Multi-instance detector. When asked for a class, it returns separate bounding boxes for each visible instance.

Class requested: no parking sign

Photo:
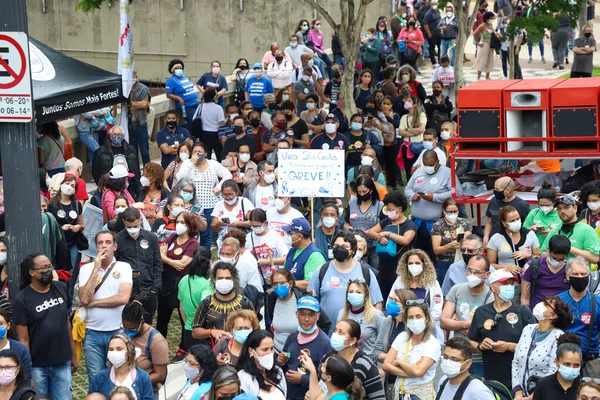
[0,32,33,122]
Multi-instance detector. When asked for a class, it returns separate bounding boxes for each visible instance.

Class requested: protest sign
[81,203,104,258]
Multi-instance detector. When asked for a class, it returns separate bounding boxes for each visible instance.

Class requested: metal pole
[0,0,43,297]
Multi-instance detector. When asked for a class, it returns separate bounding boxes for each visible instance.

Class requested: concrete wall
[27,0,398,83]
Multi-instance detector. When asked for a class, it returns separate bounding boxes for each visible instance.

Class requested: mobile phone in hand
[222,217,231,224]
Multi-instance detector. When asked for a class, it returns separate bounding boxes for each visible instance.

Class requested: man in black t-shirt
[221,116,257,159]
[468,269,536,388]
[13,253,75,400]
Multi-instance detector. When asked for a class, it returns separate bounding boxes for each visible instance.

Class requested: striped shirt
[352,350,386,400]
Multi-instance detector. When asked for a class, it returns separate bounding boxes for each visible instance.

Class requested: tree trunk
[453,0,480,98]
[579,1,588,35]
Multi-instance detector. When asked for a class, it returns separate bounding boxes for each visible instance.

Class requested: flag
[118,0,134,141]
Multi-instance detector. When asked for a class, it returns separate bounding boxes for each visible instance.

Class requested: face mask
[274,285,290,299]
[298,323,317,334]
[333,247,350,262]
[282,94,290,101]
[232,125,243,135]
[115,207,126,215]
[433,89,443,96]
[441,358,465,378]
[61,184,75,196]
[239,65,248,71]
[361,156,374,166]
[239,153,251,163]
[408,263,423,276]
[441,130,451,140]
[184,364,199,380]
[463,253,474,266]
[402,89,411,96]
[306,102,316,111]
[212,66,221,74]
[351,122,363,131]
[291,42,298,48]
[181,192,193,203]
[45,177,52,187]
[250,118,261,128]
[215,279,234,294]
[569,276,589,293]
[224,196,238,206]
[347,293,365,307]
[432,5,438,9]
[540,205,553,215]
[325,123,337,134]
[423,141,434,151]
[0,370,17,386]
[126,227,140,237]
[322,217,336,229]
[402,13,407,17]
[330,332,348,351]
[548,256,566,269]
[107,351,127,368]
[268,103,277,111]
[255,351,274,370]
[275,198,286,211]
[333,70,341,78]
[302,75,311,82]
[307,59,315,67]
[558,364,580,381]
[195,153,206,164]
[175,223,188,236]
[402,74,410,82]
[174,69,183,77]
[284,114,293,122]
[111,135,124,146]
[252,224,266,235]
[585,32,592,38]
[507,220,521,233]
[39,270,53,286]
[353,251,364,262]
[0,326,6,340]
[0,253,6,266]
[179,152,189,161]
[124,327,140,338]
[532,302,548,321]
[364,106,376,114]
[493,189,505,201]
[498,285,515,302]
[386,301,401,317]
[423,166,436,175]
[588,202,600,211]
[358,193,371,203]
[407,319,426,334]
[446,11,454,17]
[263,173,276,184]
[302,25,309,31]
[275,55,284,62]
[388,210,399,221]
[233,329,253,344]
[275,120,287,130]
[140,176,151,187]
[404,101,413,110]
[466,274,482,288]
[445,212,458,223]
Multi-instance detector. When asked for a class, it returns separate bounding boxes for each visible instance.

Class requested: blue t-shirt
[308,261,383,333]
[197,73,228,108]
[559,290,600,354]
[245,76,274,108]
[156,126,191,169]
[166,75,199,107]
[309,132,349,151]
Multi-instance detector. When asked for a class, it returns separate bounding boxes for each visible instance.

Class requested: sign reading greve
[277,149,345,198]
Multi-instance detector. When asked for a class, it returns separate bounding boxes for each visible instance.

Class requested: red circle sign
[0,34,27,90]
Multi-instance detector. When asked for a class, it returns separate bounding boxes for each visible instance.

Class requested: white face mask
[0,253,7,266]
[282,94,290,101]
[441,358,466,378]
[466,274,482,288]
[229,113,239,121]
[275,198,287,211]
[446,11,454,18]
[325,123,337,134]
[354,251,364,262]
[176,223,188,235]
[322,217,337,228]
[184,364,199,380]
[239,153,251,163]
[588,201,600,211]
[361,156,374,166]
[45,177,52,187]
[441,131,452,141]
[507,220,521,233]
[254,351,275,370]
[540,205,554,215]
[306,102,316,111]
[179,152,190,161]
[408,263,423,277]
[215,279,234,294]
[61,184,75,196]
[171,207,184,217]
[140,176,151,187]
[407,319,426,334]
[115,206,127,215]
[107,351,127,368]
[263,173,276,184]
[445,212,459,223]
[252,225,266,235]
[219,254,237,266]
[423,166,436,175]
[302,75,311,82]
[126,227,141,237]
[532,302,548,321]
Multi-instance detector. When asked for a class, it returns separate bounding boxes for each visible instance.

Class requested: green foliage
[75,0,132,13]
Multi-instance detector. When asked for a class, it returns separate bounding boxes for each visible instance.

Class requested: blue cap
[252,62,262,70]
[282,217,311,233]
[297,295,320,312]
[325,113,339,122]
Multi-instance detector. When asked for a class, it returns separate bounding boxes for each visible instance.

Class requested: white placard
[0,32,33,123]
[277,149,345,198]
[81,203,104,258]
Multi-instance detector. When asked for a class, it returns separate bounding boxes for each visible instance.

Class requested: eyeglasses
[466,267,486,276]
[582,377,600,384]
[406,299,426,306]
[461,247,481,255]
[348,278,366,284]
[185,359,200,368]
[33,265,54,273]
[272,281,289,288]
[0,365,18,372]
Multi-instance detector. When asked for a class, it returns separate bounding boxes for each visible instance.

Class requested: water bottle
[181,107,187,119]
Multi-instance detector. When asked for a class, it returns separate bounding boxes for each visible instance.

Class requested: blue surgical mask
[499,285,515,302]
[351,122,362,131]
[330,332,348,351]
[233,329,253,344]
[347,293,365,308]
[386,301,401,317]
[274,285,290,299]
[174,69,184,77]
[124,329,140,338]
[423,141,434,150]
[558,364,580,381]
[0,326,7,340]
[298,323,317,335]
[181,192,193,203]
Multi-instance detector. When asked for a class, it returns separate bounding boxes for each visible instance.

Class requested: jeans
[501,49,509,77]
[314,57,325,79]
[129,123,150,165]
[32,362,72,400]
[334,56,346,68]
[422,29,430,58]
[83,328,120,386]
[78,130,99,167]
[68,244,78,271]
[482,158,519,172]
[469,362,485,377]
[528,38,545,57]
[440,38,457,66]
[199,208,213,247]
[317,52,333,80]
[180,104,198,130]
[435,260,453,286]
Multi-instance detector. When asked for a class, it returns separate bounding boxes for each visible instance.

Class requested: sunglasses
[348,278,366,284]
[582,377,600,384]
[490,313,504,330]
[406,299,426,306]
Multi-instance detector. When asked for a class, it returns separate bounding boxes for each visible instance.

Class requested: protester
[397,97,427,179]
[282,217,326,290]
[0,349,35,400]
[302,353,366,400]
[214,310,259,367]
[177,344,219,399]
[523,183,561,244]
[221,143,258,192]
[220,232,264,297]
[210,180,253,248]
[473,11,498,80]
[314,202,342,260]
[206,366,242,400]
[571,25,596,78]
[137,163,169,226]
[245,64,275,112]
[157,110,193,172]
[484,177,531,247]
[246,208,288,279]
[579,181,600,229]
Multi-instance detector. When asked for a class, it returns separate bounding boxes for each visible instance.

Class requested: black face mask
[364,106,376,114]
[250,118,261,128]
[408,21,416,27]
[39,270,53,286]
[239,65,248,71]
[462,253,474,266]
[284,114,293,121]
[166,121,177,129]
[275,55,284,62]
[333,247,350,262]
[218,397,234,400]
[493,189,505,201]
[333,71,341,79]
[233,126,243,135]
[569,276,589,293]
[585,33,592,38]
[268,103,279,111]
[358,193,371,203]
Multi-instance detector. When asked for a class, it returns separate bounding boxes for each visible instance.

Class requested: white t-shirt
[436,376,495,400]
[415,147,447,168]
[254,185,276,210]
[78,260,133,331]
[237,251,264,293]
[246,230,289,260]
[391,331,441,386]
[211,197,255,245]
[266,207,304,248]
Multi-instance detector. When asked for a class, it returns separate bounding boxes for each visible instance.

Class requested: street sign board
[0,32,32,122]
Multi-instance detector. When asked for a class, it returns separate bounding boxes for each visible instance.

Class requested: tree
[75,0,131,13]
[300,0,375,118]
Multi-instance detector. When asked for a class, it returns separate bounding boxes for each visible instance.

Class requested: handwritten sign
[81,203,104,258]
[278,149,345,198]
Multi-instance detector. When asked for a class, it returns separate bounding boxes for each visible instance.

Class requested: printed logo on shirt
[174,248,183,256]
[140,240,149,249]
[416,177,424,184]
[252,243,274,260]
[349,212,358,220]
[322,143,330,150]
[469,306,478,320]
[337,140,345,149]
[430,177,438,185]
[483,319,494,330]
[582,312,592,325]
[329,276,340,288]
[35,297,64,313]
[506,312,519,325]
[269,221,288,237]
[433,293,442,304]
[261,197,270,206]
[500,243,513,253]
[113,271,121,279]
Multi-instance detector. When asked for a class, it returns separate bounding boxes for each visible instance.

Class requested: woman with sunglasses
[512,296,573,399]
[383,300,440,400]
[532,332,582,400]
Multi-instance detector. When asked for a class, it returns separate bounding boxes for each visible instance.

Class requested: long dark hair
[189,247,212,279]
[19,253,44,290]
[39,168,49,193]
[324,355,365,400]
[354,175,378,204]
[0,349,27,387]
[188,344,219,384]
[237,330,282,391]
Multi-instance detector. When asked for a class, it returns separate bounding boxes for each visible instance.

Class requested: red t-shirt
[165,233,199,276]
[65,173,89,201]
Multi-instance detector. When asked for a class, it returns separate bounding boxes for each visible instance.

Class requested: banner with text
[278,149,345,198]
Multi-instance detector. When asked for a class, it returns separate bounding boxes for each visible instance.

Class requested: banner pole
[310,197,315,242]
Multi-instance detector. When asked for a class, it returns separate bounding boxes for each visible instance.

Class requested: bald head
[84,394,107,400]
[422,150,439,165]
[494,177,515,200]
[270,43,279,52]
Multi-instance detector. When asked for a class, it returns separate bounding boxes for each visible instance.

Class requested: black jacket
[265,287,331,333]
[91,141,141,198]
[137,186,171,203]
[115,229,162,293]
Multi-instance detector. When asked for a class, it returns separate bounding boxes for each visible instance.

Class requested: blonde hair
[396,249,438,288]
[107,333,137,370]
[110,386,135,400]
[355,235,367,252]
[341,279,375,324]
[225,309,260,332]
[403,303,436,341]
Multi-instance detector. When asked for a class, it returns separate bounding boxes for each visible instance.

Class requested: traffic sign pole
[0,0,43,297]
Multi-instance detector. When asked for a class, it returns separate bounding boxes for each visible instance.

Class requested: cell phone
[457,232,465,241]
[222,217,231,224]
[418,192,426,195]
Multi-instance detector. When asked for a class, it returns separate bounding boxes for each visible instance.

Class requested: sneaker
[432,63,440,68]
[172,348,186,363]
[559,65,565,70]
[552,63,558,69]
[528,57,532,63]
[541,57,545,63]
[565,58,569,65]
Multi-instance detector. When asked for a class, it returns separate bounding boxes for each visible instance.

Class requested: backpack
[435,375,513,400]
[145,328,159,363]
[315,261,371,299]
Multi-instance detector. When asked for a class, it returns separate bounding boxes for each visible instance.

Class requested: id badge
[328,248,334,260]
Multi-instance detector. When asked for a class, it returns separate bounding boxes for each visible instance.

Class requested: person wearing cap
[92,125,142,199]
[540,195,600,264]
[309,113,349,152]
[165,59,199,129]
[324,63,343,112]
[245,63,274,112]
[267,194,304,247]
[276,296,333,400]
[282,217,326,291]
[468,268,536,388]
[483,177,531,248]
[100,164,138,223]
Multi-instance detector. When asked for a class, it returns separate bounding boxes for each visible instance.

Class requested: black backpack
[435,375,513,400]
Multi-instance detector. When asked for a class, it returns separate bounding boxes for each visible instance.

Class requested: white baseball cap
[108,164,134,179]
[488,268,519,285]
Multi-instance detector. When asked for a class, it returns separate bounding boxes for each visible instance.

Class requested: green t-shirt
[523,208,562,245]
[293,248,327,281]
[178,275,214,331]
[540,221,600,259]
